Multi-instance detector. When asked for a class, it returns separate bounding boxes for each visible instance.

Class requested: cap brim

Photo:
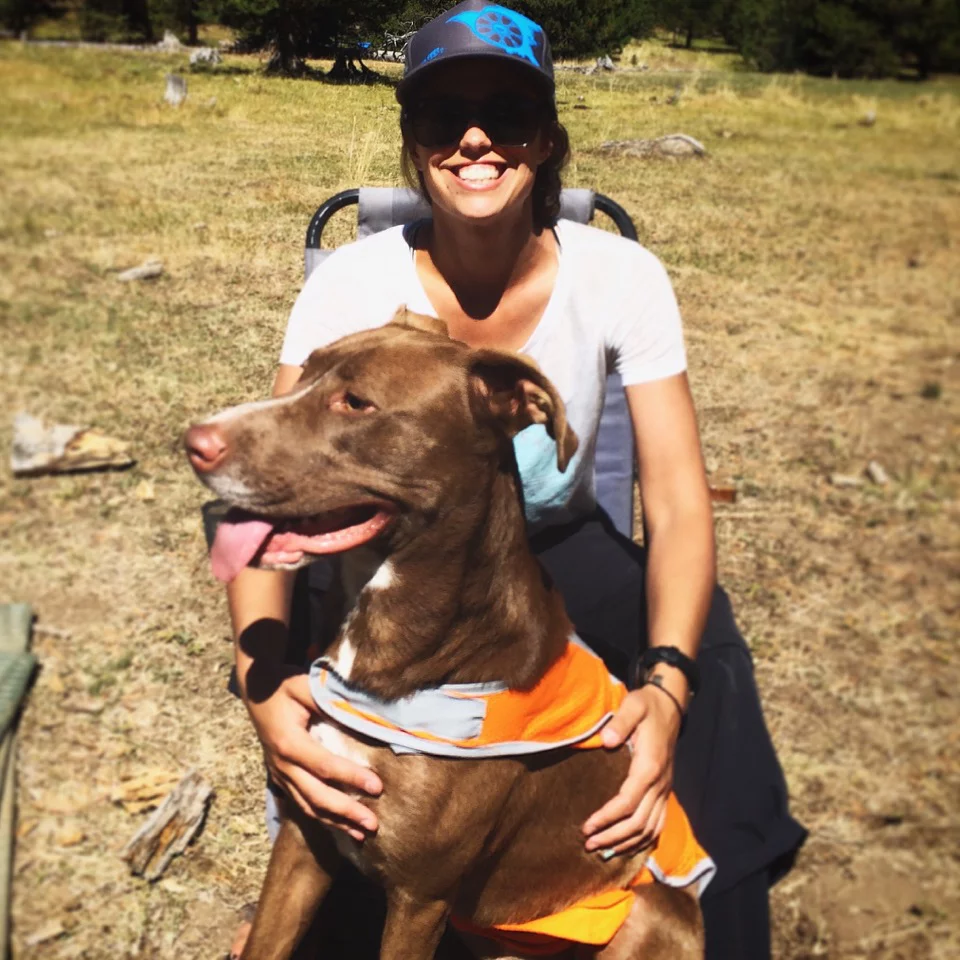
[396,51,554,104]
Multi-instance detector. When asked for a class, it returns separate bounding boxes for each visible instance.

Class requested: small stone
[11,412,135,476]
[830,473,864,488]
[865,461,889,485]
[858,110,877,127]
[134,479,156,502]
[189,47,222,70]
[56,827,86,847]
[157,29,182,53]
[25,921,65,947]
[117,259,163,282]
[164,73,187,107]
[43,227,60,238]
[601,134,706,159]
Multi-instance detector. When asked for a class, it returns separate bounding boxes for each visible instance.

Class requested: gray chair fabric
[303,186,636,537]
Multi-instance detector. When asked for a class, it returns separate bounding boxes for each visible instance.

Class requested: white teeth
[458,164,501,182]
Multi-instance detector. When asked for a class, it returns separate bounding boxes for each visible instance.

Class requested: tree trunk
[265,11,310,76]
[685,22,695,49]
[187,0,198,45]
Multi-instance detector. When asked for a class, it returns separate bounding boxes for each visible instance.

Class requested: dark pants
[276,511,806,959]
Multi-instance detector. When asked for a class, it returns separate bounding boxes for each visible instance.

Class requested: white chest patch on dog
[366,559,394,591]
[310,719,372,768]
[330,636,356,679]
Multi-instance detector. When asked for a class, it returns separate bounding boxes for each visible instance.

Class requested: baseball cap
[397,2,555,104]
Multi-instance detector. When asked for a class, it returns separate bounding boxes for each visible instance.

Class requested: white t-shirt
[280,219,687,530]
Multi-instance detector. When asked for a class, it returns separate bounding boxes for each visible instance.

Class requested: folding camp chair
[304,186,640,539]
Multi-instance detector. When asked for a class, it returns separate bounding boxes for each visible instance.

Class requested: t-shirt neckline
[401,219,569,355]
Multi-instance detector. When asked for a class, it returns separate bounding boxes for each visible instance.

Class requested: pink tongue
[210,517,274,583]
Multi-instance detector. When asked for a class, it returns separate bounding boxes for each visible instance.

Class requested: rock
[596,54,615,71]
[117,258,163,282]
[164,73,187,107]
[600,133,707,159]
[55,827,86,847]
[866,460,890,485]
[134,479,156,502]
[11,412,135,476]
[830,473,864,488]
[189,47,222,70]
[859,110,877,127]
[157,29,182,53]
[25,920,65,948]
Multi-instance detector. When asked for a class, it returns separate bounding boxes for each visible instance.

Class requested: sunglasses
[406,94,547,148]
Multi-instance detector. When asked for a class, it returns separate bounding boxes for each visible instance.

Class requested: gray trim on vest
[309,657,616,759]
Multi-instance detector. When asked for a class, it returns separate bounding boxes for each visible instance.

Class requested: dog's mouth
[210,503,397,583]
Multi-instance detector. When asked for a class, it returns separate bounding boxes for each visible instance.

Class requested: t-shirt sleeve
[604,247,687,386]
[278,228,421,367]
[279,256,365,366]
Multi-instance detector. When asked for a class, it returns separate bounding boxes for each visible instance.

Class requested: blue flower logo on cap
[421,45,444,65]
[448,5,543,67]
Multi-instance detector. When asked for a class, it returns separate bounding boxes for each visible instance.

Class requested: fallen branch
[121,769,213,881]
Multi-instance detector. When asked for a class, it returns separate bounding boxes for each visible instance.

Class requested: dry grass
[1,41,958,959]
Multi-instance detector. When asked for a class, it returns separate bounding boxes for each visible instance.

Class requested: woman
[227,3,805,957]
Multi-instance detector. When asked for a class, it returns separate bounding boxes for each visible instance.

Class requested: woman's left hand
[582,685,683,857]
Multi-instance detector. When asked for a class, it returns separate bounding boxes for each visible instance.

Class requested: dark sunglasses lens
[410,98,542,147]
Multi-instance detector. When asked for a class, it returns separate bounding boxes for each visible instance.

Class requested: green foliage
[211,0,403,72]
[655,0,729,49]
[79,0,154,41]
[726,0,960,77]
[514,0,658,56]
[1,0,65,33]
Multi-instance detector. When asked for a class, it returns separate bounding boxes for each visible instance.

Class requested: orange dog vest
[310,639,715,953]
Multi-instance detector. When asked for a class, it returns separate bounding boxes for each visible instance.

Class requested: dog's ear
[468,350,578,473]
[389,305,449,338]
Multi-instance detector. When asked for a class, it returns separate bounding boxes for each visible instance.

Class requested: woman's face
[404,59,553,226]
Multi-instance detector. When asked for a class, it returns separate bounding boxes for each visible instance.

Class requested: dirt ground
[1,42,958,959]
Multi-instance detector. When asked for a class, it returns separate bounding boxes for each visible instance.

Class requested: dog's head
[186,308,578,582]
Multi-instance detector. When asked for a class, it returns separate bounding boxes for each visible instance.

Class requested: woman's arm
[583,372,715,855]
[227,363,382,840]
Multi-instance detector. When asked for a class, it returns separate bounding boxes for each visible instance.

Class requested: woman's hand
[582,684,682,857]
[245,665,383,842]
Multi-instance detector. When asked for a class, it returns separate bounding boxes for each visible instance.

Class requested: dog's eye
[330,391,376,414]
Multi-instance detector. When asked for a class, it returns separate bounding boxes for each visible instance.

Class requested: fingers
[588,792,668,857]
[583,743,663,838]
[601,691,649,748]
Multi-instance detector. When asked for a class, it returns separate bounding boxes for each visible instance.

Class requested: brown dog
[185,310,706,960]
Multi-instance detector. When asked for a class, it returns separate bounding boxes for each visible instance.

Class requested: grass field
[1,39,958,959]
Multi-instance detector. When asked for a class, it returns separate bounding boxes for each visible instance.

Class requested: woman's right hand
[245,666,383,842]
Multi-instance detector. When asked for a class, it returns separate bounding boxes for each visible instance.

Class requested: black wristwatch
[634,646,700,697]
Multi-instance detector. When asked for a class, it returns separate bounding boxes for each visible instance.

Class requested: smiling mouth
[209,504,397,583]
[452,163,506,184]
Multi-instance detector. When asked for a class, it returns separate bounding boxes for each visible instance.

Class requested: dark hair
[399,106,571,231]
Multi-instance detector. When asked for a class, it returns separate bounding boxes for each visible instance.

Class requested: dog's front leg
[379,891,452,960]
[242,813,341,960]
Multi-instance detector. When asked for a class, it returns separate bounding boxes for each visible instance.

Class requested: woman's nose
[460,124,493,152]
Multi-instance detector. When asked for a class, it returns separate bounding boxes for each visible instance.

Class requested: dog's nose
[185,423,229,473]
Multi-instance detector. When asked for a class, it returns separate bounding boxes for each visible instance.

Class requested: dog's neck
[329,459,570,700]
